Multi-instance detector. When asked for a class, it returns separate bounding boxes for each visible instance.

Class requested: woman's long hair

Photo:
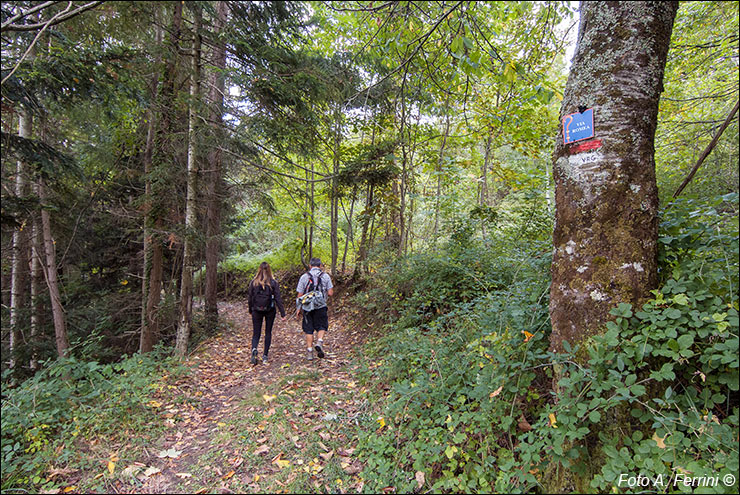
[252,262,273,289]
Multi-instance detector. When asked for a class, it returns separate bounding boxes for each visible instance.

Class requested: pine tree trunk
[549,1,678,353]
[176,5,202,357]
[204,0,228,325]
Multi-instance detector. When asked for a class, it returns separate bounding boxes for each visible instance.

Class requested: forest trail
[123,301,369,494]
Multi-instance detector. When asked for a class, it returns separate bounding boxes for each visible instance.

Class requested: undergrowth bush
[1,347,187,492]
[355,193,739,493]
[215,237,331,297]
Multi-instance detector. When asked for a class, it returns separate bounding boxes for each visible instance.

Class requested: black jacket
[248,279,286,317]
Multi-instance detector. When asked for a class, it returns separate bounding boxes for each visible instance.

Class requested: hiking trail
[116,301,370,494]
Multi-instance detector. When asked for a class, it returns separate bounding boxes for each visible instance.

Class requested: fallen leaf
[107,461,115,474]
[257,436,268,444]
[143,466,162,477]
[194,489,208,494]
[377,416,386,428]
[222,470,235,480]
[175,473,192,479]
[652,432,667,449]
[548,413,558,428]
[317,441,330,451]
[319,432,331,441]
[518,414,532,432]
[415,471,425,489]
[273,458,290,469]
[319,450,334,461]
[156,448,183,459]
[63,487,77,493]
[490,386,503,398]
[254,445,270,456]
[263,394,276,403]
[522,330,534,342]
[337,447,355,457]
[121,464,141,478]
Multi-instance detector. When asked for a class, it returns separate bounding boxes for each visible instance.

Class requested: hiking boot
[314,340,325,359]
[306,348,314,361]
[262,355,269,365]
[251,348,258,365]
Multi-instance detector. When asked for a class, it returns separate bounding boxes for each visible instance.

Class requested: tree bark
[30,189,42,370]
[9,107,32,369]
[204,0,228,325]
[549,1,678,353]
[176,5,202,357]
[141,6,172,353]
[39,179,69,358]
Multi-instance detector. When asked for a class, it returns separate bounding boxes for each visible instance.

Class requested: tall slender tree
[203,0,228,326]
[176,3,202,357]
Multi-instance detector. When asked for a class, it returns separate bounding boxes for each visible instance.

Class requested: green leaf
[676,334,694,349]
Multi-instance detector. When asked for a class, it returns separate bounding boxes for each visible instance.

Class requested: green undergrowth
[1,346,190,493]
[214,237,333,298]
[353,193,739,493]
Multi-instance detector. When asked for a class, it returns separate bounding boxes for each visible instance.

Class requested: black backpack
[305,271,324,294]
[253,281,274,312]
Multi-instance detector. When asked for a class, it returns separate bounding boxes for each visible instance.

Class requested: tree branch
[1,1,61,29]
[2,1,104,32]
[672,100,739,199]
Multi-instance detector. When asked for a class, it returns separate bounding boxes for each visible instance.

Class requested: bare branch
[672,100,739,199]
[1,1,61,29]
[2,1,104,32]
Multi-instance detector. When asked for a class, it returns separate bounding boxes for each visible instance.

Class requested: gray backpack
[298,272,327,312]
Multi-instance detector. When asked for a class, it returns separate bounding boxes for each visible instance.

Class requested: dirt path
[122,301,368,494]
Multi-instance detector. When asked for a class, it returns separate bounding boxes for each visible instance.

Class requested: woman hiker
[247,262,286,365]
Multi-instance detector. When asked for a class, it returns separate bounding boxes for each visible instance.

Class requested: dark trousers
[251,309,276,355]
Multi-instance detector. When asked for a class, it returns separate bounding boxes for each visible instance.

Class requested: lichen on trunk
[549,2,678,353]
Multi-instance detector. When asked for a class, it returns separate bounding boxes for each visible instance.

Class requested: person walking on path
[296,257,334,361]
[248,262,286,365]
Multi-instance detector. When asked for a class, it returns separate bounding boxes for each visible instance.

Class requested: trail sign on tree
[549,1,678,353]
[562,108,594,144]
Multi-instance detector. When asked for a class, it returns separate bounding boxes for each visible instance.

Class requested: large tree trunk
[549,1,678,353]
[39,179,69,358]
[204,0,228,325]
[176,5,202,357]
[9,108,32,369]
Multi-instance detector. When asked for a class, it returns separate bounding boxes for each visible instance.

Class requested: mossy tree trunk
[549,1,678,353]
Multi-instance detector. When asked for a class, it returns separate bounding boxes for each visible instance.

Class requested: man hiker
[296,257,334,360]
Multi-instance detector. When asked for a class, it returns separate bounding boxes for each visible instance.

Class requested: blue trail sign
[562,108,594,144]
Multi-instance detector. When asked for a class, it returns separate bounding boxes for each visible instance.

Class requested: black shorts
[302,306,328,334]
